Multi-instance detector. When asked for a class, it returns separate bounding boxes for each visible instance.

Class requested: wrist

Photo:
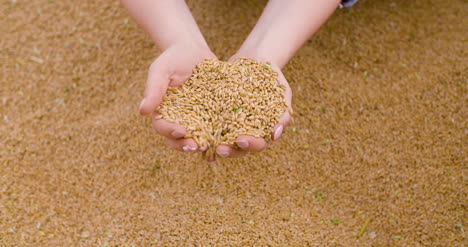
[232,43,287,68]
[165,38,214,56]
[156,33,210,52]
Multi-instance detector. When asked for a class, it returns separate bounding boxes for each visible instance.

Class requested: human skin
[120,0,341,160]
[216,0,341,158]
[120,0,216,153]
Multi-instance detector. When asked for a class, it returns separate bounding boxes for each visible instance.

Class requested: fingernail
[217,151,230,157]
[273,125,283,141]
[138,98,146,111]
[236,140,249,149]
[182,146,191,152]
[171,130,185,138]
[207,157,216,163]
[198,145,207,152]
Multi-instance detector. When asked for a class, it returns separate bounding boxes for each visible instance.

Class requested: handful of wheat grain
[157,58,287,159]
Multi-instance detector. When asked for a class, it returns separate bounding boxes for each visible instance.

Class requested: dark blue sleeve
[340,0,358,8]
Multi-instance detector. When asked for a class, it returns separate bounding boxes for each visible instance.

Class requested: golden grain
[158,58,287,159]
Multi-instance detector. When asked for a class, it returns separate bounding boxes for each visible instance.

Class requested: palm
[213,57,293,159]
[139,44,216,153]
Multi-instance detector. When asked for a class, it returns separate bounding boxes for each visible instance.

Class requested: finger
[273,70,293,142]
[272,110,292,141]
[152,115,187,139]
[284,82,293,109]
[278,108,292,127]
[235,135,267,152]
[206,156,216,163]
[165,138,198,152]
[216,145,248,158]
[276,70,293,108]
[198,142,208,152]
[139,61,170,115]
[227,54,240,62]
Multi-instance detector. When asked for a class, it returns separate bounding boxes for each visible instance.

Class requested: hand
[138,42,216,153]
[214,54,293,159]
[210,0,339,160]
[209,0,338,160]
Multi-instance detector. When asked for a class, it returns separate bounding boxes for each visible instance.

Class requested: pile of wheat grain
[157,58,287,158]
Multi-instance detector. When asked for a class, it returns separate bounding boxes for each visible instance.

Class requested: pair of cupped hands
[139,42,293,161]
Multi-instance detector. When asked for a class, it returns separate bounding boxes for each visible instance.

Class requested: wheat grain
[158,58,287,159]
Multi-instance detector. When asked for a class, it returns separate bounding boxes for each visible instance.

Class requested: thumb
[139,61,170,115]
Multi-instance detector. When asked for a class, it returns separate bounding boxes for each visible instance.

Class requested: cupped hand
[215,55,293,159]
[139,42,216,152]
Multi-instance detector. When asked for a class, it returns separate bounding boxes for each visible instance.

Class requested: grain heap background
[0,0,466,246]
